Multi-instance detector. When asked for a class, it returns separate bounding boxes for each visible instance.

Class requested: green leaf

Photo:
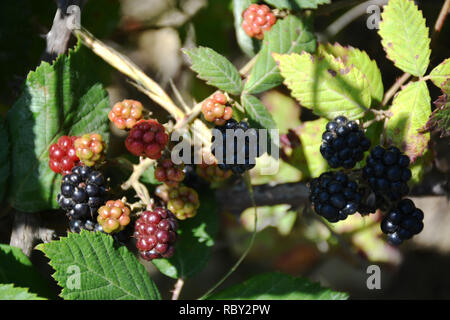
[261,91,301,133]
[429,58,450,94]
[241,94,278,156]
[274,52,371,120]
[419,94,450,138]
[386,81,431,163]
[0,284,46,300]
[244,15,316,94]
[184,47,243,95]
[378,0,431,77]
[0,244,54,298]
[265,0,330,9]
[0,116,9,202]
[294,118,329,178]
[6,43,110,212]
[320,43,384,105]
[242,94,277,132]
[152,188,218,279]
[37,230,161,300]
[410,148,433,185]
[232,0,260,57]
[209,272,348,300]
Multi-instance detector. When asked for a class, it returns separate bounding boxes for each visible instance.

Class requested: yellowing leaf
[386,81,431,162]
[378,0,431,76]
[274,52,371,120]
[429,58,450,94]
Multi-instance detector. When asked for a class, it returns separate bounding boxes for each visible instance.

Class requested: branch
[171,278,184,300]
[42,0,86,62]
[216,181,310,215]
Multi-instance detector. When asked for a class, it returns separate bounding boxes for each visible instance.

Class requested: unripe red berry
[242,4,276,40]
[74,133,106,167]
[97,200,131,234]
[201,92,233,126]
[125,120,168,159]
[109,99,144,130]
[48,136,80,175]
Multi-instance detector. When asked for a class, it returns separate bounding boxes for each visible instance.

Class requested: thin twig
[171,278,185,300]
[239,55,258,77]
[434,0,450,34]
[199,172,258,300]
[169,79,192,112]
[121,157,155,205]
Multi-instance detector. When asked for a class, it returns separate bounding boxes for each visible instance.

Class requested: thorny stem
[199,172,258,300]
[171,278,185,300]
[433,0,450,40]
[121,157,155,206]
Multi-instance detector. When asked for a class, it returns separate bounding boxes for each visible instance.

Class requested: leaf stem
[382,72,411,107]
[121,157,155,206]
[171,278,185,300]
[198,172,258,300]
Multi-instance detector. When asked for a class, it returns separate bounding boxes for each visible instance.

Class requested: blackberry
[57,165,108,224]
[154,157,185,187]
[211,119,259,175]
[381,199,424,245]
[125,119,169,159]
[242,4,276,40]
[74,133,106,167]
[201,92,233,126]
[109,99,143,130]
[362,145,412,201]
[309,171,363,222]
[49,136,80,175]
[134,208,178,260]
[320,116,371,169]
[69,219,101,233]
[97,200,131,234]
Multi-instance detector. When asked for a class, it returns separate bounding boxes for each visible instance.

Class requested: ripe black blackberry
[362,145,412,201]
[309,171,363,222]
[57,165,108,232]
[211,119,259,175]
[381,199,424,245]
[320,116,371,169]
[134,208,178,260]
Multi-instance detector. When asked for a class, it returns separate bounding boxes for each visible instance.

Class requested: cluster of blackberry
[57,165,108,233]
[309,116,424,245]
[211,119,259,175]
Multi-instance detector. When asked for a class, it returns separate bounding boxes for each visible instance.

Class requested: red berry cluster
[125,120,169,159]
[201,93,233,126]
[134,208,178,260]
[97,200,131,234]
[154,158,185,187]
[197,163,232,183]
[109,99,144,130]
[49,136,80,175]
[242,4,276,40]
[74,133,106,167]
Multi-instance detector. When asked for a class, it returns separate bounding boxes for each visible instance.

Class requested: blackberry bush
[49,136,80,175]
[241,4,276,40]
[309,171,363,222]
[109,99,144,130]
[381,199,424,245]
[362,145,412,201]
[211,119,259,175]
[125,119,169,159]
[320,116,371,169]
[134,208,178,260]
[57,165,108,225]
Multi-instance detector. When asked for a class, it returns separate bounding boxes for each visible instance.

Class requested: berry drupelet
[154,158,185,187]
[134,208,178,260]
[211,119,259,175]
[380,199,424,245]
[109,99,144,130]
[320,116,371,169]
[49,136,80,175]
[309,171,363,222]
[57,165,108,223]
[242,4,276,40]
[201,92,233,126]
[125,119,169,159]
[362,145,412,201]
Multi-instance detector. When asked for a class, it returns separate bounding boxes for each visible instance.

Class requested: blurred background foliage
[0,0,449,299]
